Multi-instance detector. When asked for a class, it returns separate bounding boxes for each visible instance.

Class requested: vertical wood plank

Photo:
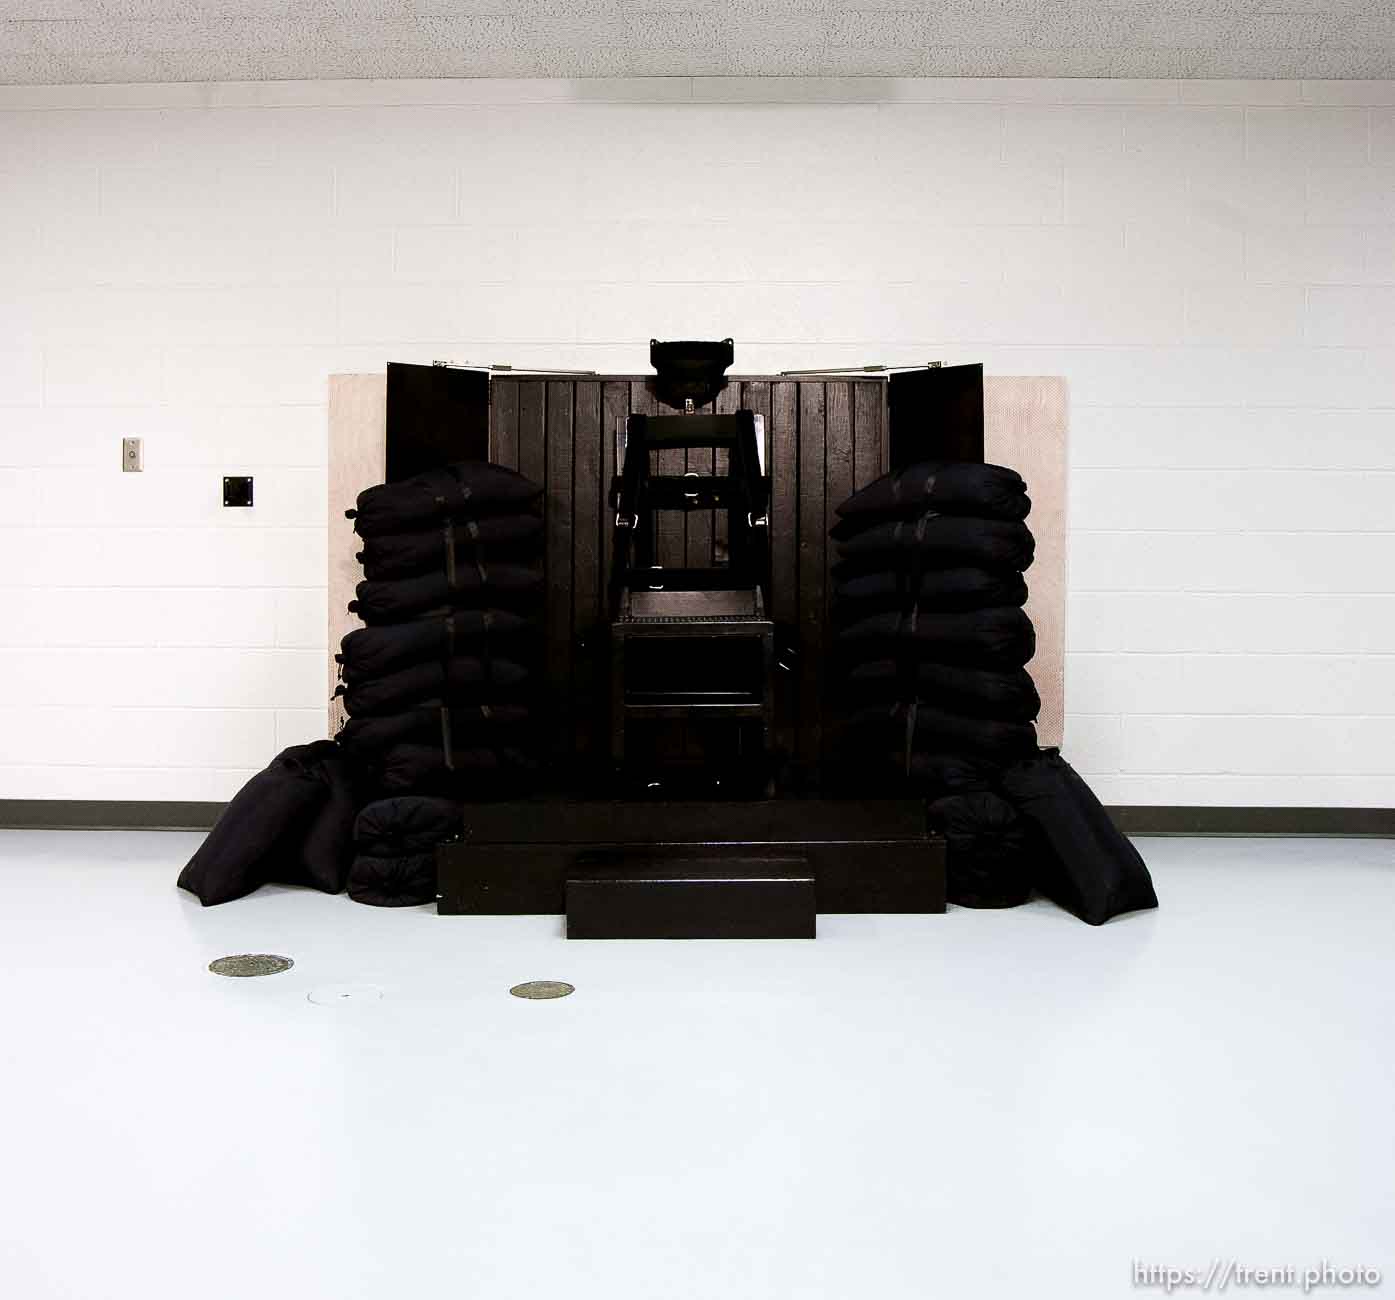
[852,379,881,491]
[492,378,519,471]
[742,380,771,472]
[601,380,629,603]
[711,388,731,567]
[797,382,826,768]
[518,379,546,490]
[629,380,657,570]
[825,382,854,529]
[545,381,574,760]
[517,380,550,757]
[652,393,684,571]
[770,380,799,761]
[696,384,735,567]
[879,381,891,477]
[823,383,854,767]
[742,379,773,580]
[572,381,602,762]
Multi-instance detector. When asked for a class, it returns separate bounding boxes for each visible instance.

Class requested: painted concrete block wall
[2,76,1392,806]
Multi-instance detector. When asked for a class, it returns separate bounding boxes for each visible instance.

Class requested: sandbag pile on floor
[347,796,464,907]
[335,462,545,811]
[1000,750,1158,925]
[177,740,365,906]
[829,460,1156,923]
[926,791,1034,909]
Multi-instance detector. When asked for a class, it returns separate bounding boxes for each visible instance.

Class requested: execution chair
[608,407,775,791]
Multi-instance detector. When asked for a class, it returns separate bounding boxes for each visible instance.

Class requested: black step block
[566,859,815,939]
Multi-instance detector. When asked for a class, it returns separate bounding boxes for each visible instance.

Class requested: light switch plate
[122,437,142,472]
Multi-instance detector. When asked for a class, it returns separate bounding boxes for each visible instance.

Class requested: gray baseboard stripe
[1108,806,1395,837]
[0,800,224,831]
[1,800,1392,837]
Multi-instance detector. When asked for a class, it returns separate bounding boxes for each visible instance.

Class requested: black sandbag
[929,792,1034,909]
[357,514,544,580]
[834,514,1035,573]
[837,461,1029,522]
[848,702,1037,760]
[1000,748,1159,926]
[907,751,1005,796]
[337,610,533,683]
[347,852,437,907]
[177,740,357,906]
[348,462,541,537]
[299,743,362,893]
[349,563,541,625]
[842,660,1040,722]
[834,566,1028,617]
[374,743,537,795]
[339,656,529,718]
[354,796,463,858]
[825,748,1004,799]
[338,703,532,754]
[838,606,1036,671]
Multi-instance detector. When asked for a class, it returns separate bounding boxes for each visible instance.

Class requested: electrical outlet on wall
[122,437,142,472]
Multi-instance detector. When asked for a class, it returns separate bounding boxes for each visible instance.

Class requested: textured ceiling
[1,1,1392,85]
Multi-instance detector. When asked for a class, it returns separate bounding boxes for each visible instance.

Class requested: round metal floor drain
[509,980,574,1000]
[308,983,383,1005]
[208,953,293,978]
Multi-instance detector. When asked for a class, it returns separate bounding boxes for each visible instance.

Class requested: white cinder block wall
[2,76,1393,807]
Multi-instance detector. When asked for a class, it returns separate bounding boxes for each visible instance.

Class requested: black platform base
[436,798,945,916]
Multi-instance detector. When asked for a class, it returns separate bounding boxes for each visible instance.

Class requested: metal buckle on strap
[615,511,637,529]
[748,512,768,528]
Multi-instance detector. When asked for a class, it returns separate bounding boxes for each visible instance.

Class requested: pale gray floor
[1,831,1391,1300]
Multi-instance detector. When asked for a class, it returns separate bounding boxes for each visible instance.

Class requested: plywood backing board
[984,376,1068,749]
[327,373,386,728]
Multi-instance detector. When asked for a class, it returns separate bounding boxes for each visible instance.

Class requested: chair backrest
[634,413,751,448]
[611,408,769,601]
[616,411,766,524]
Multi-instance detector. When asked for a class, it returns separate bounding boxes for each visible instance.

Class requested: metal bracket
[432,359,599,375]
[776,361,942,375]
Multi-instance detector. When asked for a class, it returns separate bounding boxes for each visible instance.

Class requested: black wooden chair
[607,410,775,784]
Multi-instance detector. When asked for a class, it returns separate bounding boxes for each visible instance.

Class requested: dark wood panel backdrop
[490,376,889,774]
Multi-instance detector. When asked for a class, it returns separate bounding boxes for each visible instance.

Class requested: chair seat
[618,587,766,623]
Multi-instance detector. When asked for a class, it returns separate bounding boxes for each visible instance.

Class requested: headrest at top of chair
[650,338,733,409]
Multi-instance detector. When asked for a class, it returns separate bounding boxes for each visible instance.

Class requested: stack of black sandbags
[831,461,1038,760]
[333,461,545,906]
[829,460,1157,923]
[829,461,1040,910]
